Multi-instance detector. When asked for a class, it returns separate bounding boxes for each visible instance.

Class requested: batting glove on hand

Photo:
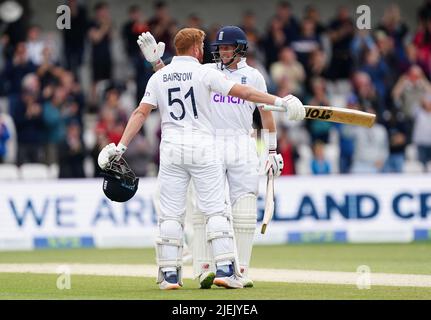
[282,95,306,121]
[264,151,284,177]
[97,143,127,170]
[137,31,165,65]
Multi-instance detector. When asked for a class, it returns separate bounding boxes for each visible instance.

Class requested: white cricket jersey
[141,56,236,143]
[207,58,267,135]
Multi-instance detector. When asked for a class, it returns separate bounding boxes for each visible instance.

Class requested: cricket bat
[262,105,376,128]
[261,168,275,234]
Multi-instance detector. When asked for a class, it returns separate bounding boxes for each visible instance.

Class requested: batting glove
[281,95,305,121]
[264,151,284,177]
[97,143,127,170]
[137,31,165,66]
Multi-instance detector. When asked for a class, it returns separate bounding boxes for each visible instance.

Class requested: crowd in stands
[1,0,431,178]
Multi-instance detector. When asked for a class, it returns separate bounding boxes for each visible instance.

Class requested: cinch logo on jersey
[213,93,245,105]
[162,72,193,82]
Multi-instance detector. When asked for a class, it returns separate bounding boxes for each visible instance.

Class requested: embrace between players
[98,26,305,290]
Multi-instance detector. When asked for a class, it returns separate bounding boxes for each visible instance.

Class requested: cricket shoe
[159,271,181,290]
[213,264,244,289]
[199,271,215,289]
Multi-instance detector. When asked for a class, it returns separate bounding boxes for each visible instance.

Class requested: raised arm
[137,32,166,71]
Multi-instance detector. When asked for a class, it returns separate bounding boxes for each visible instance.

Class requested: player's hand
[137,31,165,65]
[282,95,305,121]
[264,151,284,177]
[97,143,127,170]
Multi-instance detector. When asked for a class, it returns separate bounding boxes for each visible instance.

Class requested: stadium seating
[0,164,20,180]
[20,163,50,180]
[405,144,418,161]
[48,163,59,179]
[402,160,425,174]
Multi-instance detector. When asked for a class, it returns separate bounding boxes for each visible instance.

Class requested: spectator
[25,25,45,66]
[95,108,125,146]
[306,77,332,143]
[59,71,85,127]
[246,49,274,92]
[270,47,305,95]
[148,1,177,58]
[377,4,409,65]
[418,0,431,26]
[351,71,383,119]
[404,43,419,72]
[336,96,360,174]
[382,110,409,173]
[42,85,68,164]
[413,15,431,78]
[306,48,328,83]
[359,47,391,101]
[12,74,45,165]
[240,10,260,48]
[88,2,113,110]
[412,93,431,168]
[277,125,296,175]
[303,5,326,36]
[1,2,28,61]
[122,5,153,104]
[375,30,404,83]
[36,46,63,92]
[63,0,88,75]
[290,18,321,68]
[1,42,36,96]
[311,141,331,174]
[350,29,376,67]
[122,5,149,62]
[392,65,431,120]
[58,121,86,178]
[350,108,389,174]
[261,18,289,69]
[275,1,299,43]
[100,85,128,125]
[327,6,355,80]
[0,115,10,163]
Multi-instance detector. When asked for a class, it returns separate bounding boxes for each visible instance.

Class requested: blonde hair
[174,28,205,55]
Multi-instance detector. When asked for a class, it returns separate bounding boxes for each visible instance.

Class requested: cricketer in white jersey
[98,27,305,290]
[136,27,304,289]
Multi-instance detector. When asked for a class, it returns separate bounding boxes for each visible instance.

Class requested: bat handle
[261,224,267,234]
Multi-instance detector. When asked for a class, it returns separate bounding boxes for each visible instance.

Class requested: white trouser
[156,139,240,283]
[192,135,259,277]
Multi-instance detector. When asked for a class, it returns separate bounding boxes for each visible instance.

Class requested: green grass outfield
[0,243,430,299]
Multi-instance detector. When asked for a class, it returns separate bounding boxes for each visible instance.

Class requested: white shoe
[213,275,244,289]
[158,271,181,290]
[199,271,215,289]
[158,280,181,290]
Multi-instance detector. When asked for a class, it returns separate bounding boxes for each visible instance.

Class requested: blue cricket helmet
[212,25,248,47]
[211,26,248,69]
